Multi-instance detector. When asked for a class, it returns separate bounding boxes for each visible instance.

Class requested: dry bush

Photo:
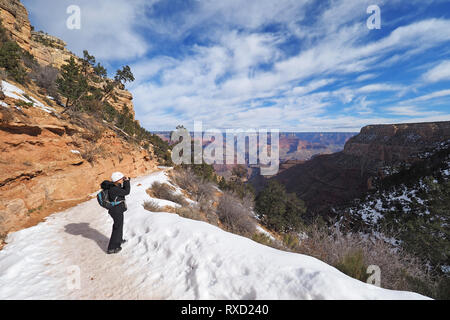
[282,233,300,251]
[295,220,432,293]
[171,167,218,205]
[175,205,205,222]
[252,233,273,246]
[170,167,200,197]
[196,181,217,203]
[80,145,106,164]
[30,65,59,94]
[205,209,219,226]
[197,198,219,226]
[217,192,256,236]
[251,232,285,250]
[0,69,8,81]
[0,107,14,123]
[143,200,165,212]
[149,182,187,205]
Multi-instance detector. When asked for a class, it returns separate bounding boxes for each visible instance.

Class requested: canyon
[272,121,450,215]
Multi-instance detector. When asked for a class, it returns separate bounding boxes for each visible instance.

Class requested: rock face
[273,121,450,215]
[0,89,157,236]
[0,0,157,239]
[343,122,450,166]
[0,0,31,52]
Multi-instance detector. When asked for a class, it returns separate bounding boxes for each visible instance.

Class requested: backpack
[97,182,124,210]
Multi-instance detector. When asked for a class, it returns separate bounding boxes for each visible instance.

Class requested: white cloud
[423,60,450,83]
[403,89,450,103]
[292,79,335,96]
[22,0,153,61]
[357,84,404,93]
[355,73,378,82]
[384,106,438,117]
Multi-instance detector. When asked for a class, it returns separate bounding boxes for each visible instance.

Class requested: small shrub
[16,100,33,108]
[283,233,300,251]
[30,64,59,93]
[0,107,14,123]
[143,200,164,212]
[205,209,219,226]
[175,205,205,222]
[335,249,368,282]
[80,145,105,164]
[171,167,200,194]
[252,233,273,247]
[171,167,218,205]
[149,182,187,205]
[217,192,256,236]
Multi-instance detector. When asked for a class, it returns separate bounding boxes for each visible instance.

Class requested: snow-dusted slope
[1,80,56,113]
[0,170,430,300]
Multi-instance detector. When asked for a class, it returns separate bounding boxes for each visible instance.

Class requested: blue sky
[23,0,450,132]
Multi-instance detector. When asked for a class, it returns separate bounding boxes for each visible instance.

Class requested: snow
[1,80,26,101]
[0,101,8,108]
[1,80,56,114]
[256,225,275,240]
[0,170,430,300]
[70,150,81,155]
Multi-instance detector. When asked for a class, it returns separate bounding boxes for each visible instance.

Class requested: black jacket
[101,179,131,213]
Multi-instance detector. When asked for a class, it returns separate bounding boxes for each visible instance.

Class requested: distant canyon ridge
[155,131,357,178]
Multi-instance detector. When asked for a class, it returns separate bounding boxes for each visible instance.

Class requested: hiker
[100,172,131,254]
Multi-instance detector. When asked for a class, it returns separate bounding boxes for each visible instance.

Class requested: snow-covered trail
[0,170,172,300]
[0,174,142,299]
[0,170,430,300]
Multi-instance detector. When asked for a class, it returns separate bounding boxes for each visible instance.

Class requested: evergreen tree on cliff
[56,56,88,111]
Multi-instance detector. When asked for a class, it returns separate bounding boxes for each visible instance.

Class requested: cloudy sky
[23,0,450,132]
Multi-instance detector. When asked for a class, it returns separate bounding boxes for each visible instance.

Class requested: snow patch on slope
[0,171,430,300]
[1,80,56,114]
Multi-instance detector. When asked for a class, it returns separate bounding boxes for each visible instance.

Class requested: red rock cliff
[0,0,158,242]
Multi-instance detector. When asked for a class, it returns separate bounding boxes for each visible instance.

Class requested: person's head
[111,172,125,185]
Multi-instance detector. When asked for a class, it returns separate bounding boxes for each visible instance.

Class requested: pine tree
[255,180,306,232]
[81,50,96,76]
[94,63,107,78]
[114,65,135,85]
[56,57,88,111]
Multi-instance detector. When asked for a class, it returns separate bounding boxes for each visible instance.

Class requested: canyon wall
[0,0,157,240]
[273,121,450,215]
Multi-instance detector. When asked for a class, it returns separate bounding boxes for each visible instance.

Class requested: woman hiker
[101,172,131,254]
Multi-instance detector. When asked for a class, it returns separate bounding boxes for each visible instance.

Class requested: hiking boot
[107,247,122,254]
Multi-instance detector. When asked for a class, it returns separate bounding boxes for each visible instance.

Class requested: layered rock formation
[0,83,157,238]
[273,121,450,215]
[0,0,157,240]
[0,0,31,52]
[343,122,450,166]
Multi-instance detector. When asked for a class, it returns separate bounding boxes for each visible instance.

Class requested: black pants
[108,210,124,251]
